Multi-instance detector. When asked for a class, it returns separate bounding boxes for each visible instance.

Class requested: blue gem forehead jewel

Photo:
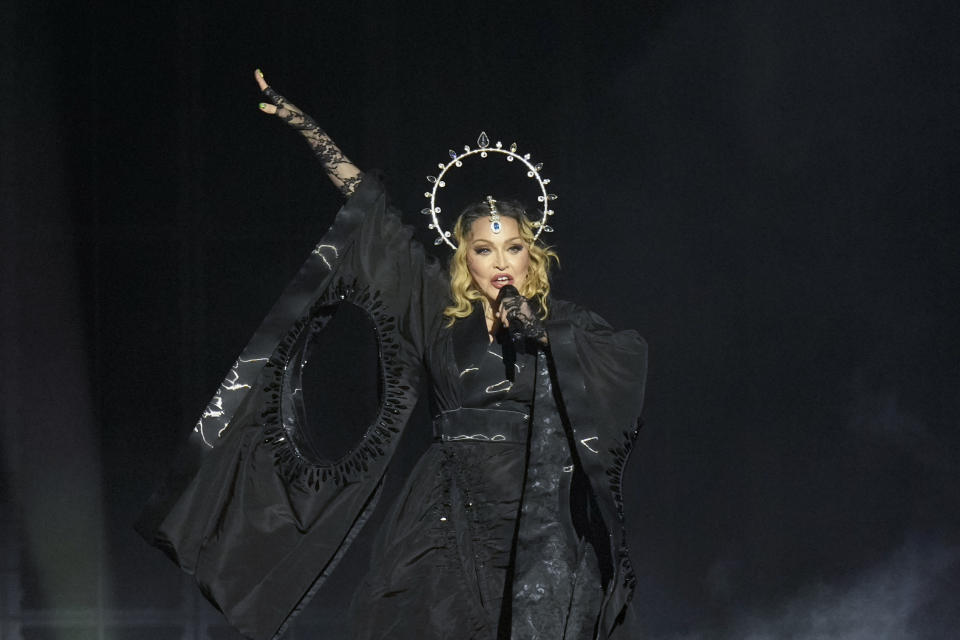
[486,195,502,233]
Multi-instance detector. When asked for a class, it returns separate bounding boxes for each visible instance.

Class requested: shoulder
[547,298,614,330]
[547,298,648,351]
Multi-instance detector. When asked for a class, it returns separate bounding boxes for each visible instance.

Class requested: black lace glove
[501,291,548,346]
[258,75,363,197]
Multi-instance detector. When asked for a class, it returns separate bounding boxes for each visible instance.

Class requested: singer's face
[466,216,530,305]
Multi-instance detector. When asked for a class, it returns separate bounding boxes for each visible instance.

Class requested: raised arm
[255,69,364,197]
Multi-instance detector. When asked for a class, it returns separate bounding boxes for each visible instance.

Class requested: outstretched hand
[252,68,302,121]
[250,68,364,197]
[254,69,278,114]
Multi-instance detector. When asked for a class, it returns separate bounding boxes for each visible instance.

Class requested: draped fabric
[510,351,603,640]
[137,174,647,639]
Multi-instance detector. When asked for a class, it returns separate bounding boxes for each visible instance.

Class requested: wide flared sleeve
[545,300,649,638]
[136,174,447,640]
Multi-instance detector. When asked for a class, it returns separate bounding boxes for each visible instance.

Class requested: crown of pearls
[422,132,557,250]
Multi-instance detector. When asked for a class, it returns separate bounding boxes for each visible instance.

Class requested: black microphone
[496,284,525,342]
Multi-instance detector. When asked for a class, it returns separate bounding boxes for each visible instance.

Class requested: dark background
[2,1,958,638]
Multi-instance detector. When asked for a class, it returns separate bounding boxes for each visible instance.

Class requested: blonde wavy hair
[443,200,559,324]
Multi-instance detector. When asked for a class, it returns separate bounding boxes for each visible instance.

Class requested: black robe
[137,174,648,639]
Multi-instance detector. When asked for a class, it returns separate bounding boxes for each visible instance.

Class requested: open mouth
[491,274,513,289]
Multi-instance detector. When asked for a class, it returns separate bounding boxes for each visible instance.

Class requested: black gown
[352,313,603,639]
[137,174,648,640]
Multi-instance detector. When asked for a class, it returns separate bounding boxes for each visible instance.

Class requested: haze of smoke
[671,539,959,640]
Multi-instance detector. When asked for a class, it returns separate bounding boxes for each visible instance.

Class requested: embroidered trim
[259,279,415,489]
[605,418,644,591]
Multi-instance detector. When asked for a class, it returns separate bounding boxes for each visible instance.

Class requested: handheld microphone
[496,285,525,342]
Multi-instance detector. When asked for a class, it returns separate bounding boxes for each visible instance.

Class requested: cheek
[466,255,486,283]
[516,252,531,278]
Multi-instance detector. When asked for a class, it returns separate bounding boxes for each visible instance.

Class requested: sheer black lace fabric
[501,291,548,345]
[262,87,363,197]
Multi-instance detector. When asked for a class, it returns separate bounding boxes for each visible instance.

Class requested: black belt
[433,407,529,444]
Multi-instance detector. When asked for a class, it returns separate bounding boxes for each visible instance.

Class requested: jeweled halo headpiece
[422,132,557,250]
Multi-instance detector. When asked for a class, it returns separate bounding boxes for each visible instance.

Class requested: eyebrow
[471,236,524,245]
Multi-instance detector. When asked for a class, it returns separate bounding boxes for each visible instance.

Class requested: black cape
[137,174,648,639]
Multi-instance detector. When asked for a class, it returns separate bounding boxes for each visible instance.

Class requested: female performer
[137,70,648,640]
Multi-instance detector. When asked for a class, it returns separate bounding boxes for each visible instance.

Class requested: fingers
[254,68,268,91]
[254,68,279,115]
[519,299,534,318]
